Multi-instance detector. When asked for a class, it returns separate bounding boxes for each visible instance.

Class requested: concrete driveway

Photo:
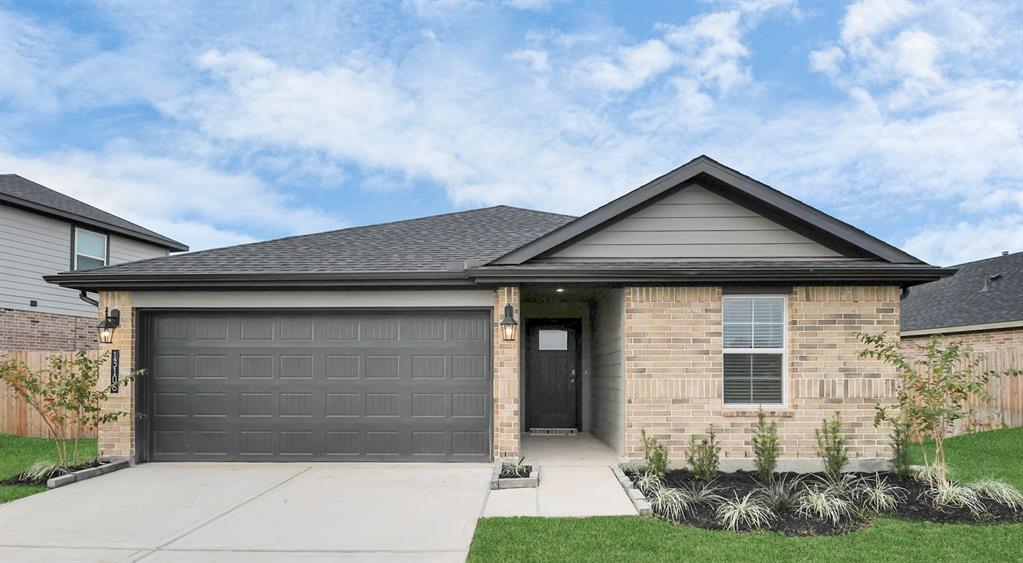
[0,463,492,562]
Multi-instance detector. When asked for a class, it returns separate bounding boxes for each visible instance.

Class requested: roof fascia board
[1,194,189,252]
[491,157,922,266]
[901,320,1023,337]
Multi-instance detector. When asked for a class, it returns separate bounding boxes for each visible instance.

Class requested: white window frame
[73,227,108,271]
[722,294,788,408]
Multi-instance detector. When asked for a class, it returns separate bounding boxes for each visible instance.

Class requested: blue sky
[1,0,1021,266]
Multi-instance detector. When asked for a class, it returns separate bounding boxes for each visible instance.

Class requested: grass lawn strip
[0,434,97,504]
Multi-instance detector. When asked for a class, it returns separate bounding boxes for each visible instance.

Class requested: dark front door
[526,321,579,429]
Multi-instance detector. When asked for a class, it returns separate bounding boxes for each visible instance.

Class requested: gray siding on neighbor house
[591,288,624,453]
[549,185,842,260]
[0,204,169,317]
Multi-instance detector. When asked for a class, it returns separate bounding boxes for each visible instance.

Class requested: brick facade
[96,292,136,460]
[0,308,98,352]
[902,327,1023,356]
[493,286,521,457]
[623,286,901,469]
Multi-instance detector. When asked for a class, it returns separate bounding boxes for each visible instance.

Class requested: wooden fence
[952,347,1023,436]
[0,350,99,438]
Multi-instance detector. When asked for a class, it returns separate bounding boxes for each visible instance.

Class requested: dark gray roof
[902,252,1023,332]
[0,174,188,251]
[56,205,574,276]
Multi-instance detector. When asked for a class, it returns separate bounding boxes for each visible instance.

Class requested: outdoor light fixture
[556,288,565,293]
[500,304,518,341]
[97,308,120,344]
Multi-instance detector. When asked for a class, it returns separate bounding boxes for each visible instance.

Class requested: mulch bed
[626,467,1021,536]
[1,459,101,486]
[500,464,533,479]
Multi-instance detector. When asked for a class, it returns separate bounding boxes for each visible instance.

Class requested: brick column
[97,291,135,460]
[493,286,521,458]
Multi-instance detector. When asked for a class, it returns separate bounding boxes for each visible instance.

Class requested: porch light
[556,288,565,293]
[500,304,518,341]
[97,308,120,344]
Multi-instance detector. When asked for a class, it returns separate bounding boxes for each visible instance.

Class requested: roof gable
[0,174,188,251]
[547,184,843,261]
[491,156,923,265]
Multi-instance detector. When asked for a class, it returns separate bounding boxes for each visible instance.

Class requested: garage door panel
[148,311,491,462]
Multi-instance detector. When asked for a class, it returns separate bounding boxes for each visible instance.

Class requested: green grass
[469,428,1023,562]
[908,427,1023,488]
[0,434,97,504]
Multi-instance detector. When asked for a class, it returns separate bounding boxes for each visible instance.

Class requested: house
[1,175,187,351]
[901,251,1023,432]
[46,156,948,468]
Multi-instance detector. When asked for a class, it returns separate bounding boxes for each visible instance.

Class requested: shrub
[889,417,912,478]
[854,473,906,513]
[649,486,694,522]
[971,479,1023,510]
[798,486,856,524]
[756,475,803,514]
[0,351,143,468]
[814,472,859,498]
[641,430,669,478]
[751,409,780,481]
[635,471,664,495]
[20,461,63,482]
[914,463,950,485]
[687,426,720,481]
[502,458,530,478]
[925,480,986,515]
[814,412,849,477]
[716,492,775,531]
[682,480,724,507]
[860,332,1020,482]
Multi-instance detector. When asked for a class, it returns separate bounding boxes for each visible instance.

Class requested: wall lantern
[97,308,120,344]
[500,304,518,341]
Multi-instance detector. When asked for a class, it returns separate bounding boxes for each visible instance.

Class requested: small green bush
[641,430,669,478]
[971,478,1023,510]
[854,473,906,513]
[925,480,986,515]
[751,409,780,481]
[687,426,720,481]
[798,486,856,524]
[756,474,802,514]
[649,486,694,522]
[635,471,664,495]
[889,418,911,477]
[814,412,849,477]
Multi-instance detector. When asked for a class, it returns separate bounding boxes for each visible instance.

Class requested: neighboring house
[47,156,948,468]
[901,251,1023,432]
[1,175,187,351]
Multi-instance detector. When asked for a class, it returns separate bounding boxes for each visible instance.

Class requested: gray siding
[591,288,624,453]
[550,185,842,260]
[0,204,169,317]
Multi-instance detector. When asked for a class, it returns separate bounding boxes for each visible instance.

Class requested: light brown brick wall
[493,286,521,458]
[96,291,135,460]
[1,308,98,352]
[623,286,900,465]
[902,327,1023,356]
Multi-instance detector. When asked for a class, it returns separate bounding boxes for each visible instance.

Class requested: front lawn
[0,433,97,504]
[469,428,1023,562]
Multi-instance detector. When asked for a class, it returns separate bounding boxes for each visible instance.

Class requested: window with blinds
[723,296,785,404]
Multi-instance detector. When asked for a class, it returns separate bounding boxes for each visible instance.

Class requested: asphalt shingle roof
[70,205,575,275]
[901,252,1023,332]
[0,174,187,251]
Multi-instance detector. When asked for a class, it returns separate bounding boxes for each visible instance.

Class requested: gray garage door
[145,310,491,462]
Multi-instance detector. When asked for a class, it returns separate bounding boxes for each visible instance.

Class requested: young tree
[0,351,143,468]
[859,333,1019,481]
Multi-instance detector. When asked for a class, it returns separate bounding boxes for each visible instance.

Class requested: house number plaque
[110,349,120,394]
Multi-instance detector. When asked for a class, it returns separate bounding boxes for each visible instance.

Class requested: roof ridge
[950,251,1021,269]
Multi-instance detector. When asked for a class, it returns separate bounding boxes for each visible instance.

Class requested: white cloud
[903,215,1023,265]
[507,48,550,73]
[0,149,339,251]
[960,188,1023,213]
[664,10,750,95]
[809,46,845,77]
[576,39,675,92]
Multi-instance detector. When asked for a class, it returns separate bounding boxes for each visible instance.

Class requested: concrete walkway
[482,433,637,517]
[0,463,491,563]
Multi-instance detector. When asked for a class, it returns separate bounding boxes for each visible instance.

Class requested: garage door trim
[135,307,493,463]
